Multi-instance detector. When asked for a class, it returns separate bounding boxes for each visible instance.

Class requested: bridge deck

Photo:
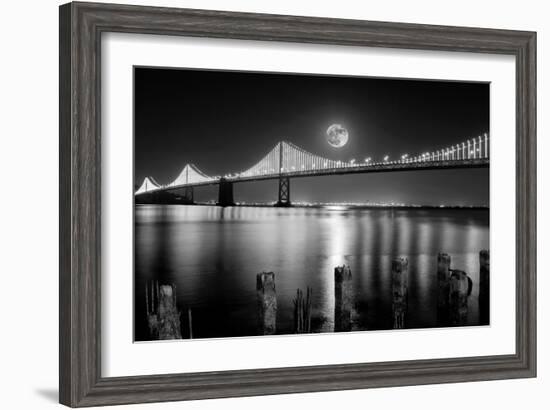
[148,158,489,192]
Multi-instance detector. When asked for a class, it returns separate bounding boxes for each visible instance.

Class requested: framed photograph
[59,2,536,407]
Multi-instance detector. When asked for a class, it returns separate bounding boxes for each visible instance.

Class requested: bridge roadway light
[383,155,389,162]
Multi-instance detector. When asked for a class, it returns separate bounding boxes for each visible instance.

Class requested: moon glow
[326,124,349,148]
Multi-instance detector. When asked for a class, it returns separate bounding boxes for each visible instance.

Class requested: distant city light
[324,205,347,211]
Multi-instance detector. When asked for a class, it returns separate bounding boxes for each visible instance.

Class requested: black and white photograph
[134,67,490,341]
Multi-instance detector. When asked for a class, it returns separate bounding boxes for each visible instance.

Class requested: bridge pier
[182,186,194,204]
[275,176,291,207]
[217,178,235,207]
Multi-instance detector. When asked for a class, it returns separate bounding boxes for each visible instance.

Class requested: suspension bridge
[135,133,489,206]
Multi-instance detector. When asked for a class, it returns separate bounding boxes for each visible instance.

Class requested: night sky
[134,67,489,206]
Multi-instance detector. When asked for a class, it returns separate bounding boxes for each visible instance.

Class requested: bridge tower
[179,165,195,204]
[276,142,291,207]
[217,178,235,207]
[277,177,291,207]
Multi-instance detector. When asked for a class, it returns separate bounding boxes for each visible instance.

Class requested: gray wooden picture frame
[59,1,536,407]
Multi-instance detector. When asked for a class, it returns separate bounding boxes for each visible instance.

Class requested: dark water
[134,205,489,341]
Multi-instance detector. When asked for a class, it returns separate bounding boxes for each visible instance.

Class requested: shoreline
[135,202,489,210]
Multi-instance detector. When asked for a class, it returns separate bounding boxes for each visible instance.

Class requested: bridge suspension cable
[238,141,346,178]
[281,141,342,173]
[238,142,281,178]
[167,164,217,188]
[406,133,489,163]
[135,176,162,194]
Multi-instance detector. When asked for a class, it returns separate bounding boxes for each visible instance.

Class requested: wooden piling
[256,272,277,335]
[392,258,408,329]
[293,287,312,333]
[155,281,160,307]
[449,270,472,326]
[479,250,490,325]
[334,265,352,332]
[158,285,182,339]
[150,281,155,314]
[437,253,451,326]
[146,283,182,340]
[187,308,193,339]
[145,282,150,315]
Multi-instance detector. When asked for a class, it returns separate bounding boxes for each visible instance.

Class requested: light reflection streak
[134,206,489,340]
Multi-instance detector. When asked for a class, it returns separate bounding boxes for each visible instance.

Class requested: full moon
[326,124,349,148]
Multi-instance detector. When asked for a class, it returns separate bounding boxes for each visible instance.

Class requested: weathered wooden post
[257,272,277,335]
[293,287,312,333]
[449,270,472,326]
[392,258,408,329]
[145,282,150,315]
[146,281,158,338]
[155,281,160,308]
[157,285,182,339]
[146,283,182,340]
[187,308,193,339]
[479,250,490,325]
[334,265,352,332]
[437,253,451,326]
